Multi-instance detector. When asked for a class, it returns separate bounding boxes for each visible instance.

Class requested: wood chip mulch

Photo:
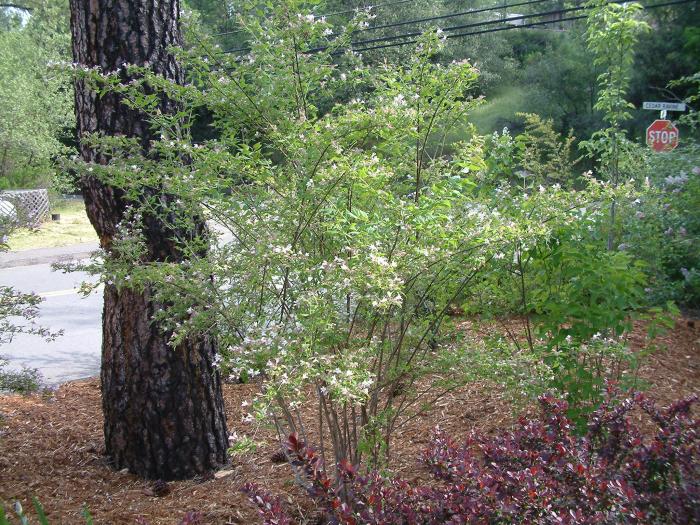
[1,318,698,524]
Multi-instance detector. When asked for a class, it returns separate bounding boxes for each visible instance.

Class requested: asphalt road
[1,263,102,386]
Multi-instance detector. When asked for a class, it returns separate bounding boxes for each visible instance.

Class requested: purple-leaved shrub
[244,386,698,524]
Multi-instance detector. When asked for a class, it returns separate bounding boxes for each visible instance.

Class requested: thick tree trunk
[70,0,228,480]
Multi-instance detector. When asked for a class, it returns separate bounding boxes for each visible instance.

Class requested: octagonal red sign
[646,119,679,153]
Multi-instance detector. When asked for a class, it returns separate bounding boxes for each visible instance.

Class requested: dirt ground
[1,318,698,524]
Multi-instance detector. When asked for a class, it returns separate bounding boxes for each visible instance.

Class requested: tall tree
[69,0,228,480]
[0,0,74,189]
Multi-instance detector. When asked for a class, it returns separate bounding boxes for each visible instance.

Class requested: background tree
[69,0,228,480]
[0,0,74,190]
[582,0,649,250]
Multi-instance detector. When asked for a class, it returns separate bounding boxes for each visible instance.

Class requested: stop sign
[646,119,679,152]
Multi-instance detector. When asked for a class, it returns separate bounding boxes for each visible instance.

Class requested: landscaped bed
[1,318,697,524]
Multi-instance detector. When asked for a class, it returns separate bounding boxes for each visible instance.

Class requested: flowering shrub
[619,145,700,307]
[68,0,663,477]
[245,388,699,524]
[69,0,607,470]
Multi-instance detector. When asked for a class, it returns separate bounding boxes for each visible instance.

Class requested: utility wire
[211,0,418,37]
[215,0,550,38]
[352,14,589,53]
[223,0,554,53]
[225,0,552,53]
[323,0,694,53]
[217,0,695,57]
[353,0,551,33]
[347,0,695,53]
[334,4,589,50]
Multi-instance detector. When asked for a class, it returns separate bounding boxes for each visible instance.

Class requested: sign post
[643,101,685,153]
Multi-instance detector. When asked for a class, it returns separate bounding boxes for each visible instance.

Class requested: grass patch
[6,199,97,251]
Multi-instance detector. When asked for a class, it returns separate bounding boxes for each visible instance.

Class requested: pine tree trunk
[69,0,228,480]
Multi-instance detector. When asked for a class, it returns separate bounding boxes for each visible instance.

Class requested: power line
[347,0,695,53]
[352,14,588,53]
[215,0,551,39]
[323,0,697,54]
[327,0,685,52]
[329,1,569,51]
[353,0,551,34]
[211,0,418,37]
[217,0,695,57]
[223,0,554,54]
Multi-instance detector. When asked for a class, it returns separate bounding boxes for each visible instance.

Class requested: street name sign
[642,101,686,111]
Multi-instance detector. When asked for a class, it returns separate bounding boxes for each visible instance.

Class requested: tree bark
[69,0,228,480]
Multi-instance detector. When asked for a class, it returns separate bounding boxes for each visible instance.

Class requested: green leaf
[81,505,94,525]
[32,497,49,525]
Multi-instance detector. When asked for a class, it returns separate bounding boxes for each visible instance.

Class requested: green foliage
[671,71,700,130]
[581,0,649,251]
[70,2,499,470]
[581,0,649,179]
[0,0,74,189]
[619,144,700,306]
[0,356,42,394]
[515,112,576,186]
[454,118,677,429]
[0,282,56,394]
[584,0,648,131]
[64,0,696,478]
[630,6,700,138]
[71,0,652,470]
[530,244,645,347]
[227,433,259,456]
[539,336,647,432]
[0,286,61,347]
[0,499,49,525]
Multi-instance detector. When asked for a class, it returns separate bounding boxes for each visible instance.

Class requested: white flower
[369,253,389,266]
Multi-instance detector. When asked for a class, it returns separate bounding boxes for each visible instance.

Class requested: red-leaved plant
[243,386,698,524]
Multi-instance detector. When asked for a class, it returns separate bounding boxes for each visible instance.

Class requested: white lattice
[0,189,50,228]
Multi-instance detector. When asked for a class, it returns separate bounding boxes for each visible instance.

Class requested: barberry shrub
[245,388,699,524]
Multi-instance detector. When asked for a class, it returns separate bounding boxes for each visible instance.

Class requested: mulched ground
[1,317,698,524]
